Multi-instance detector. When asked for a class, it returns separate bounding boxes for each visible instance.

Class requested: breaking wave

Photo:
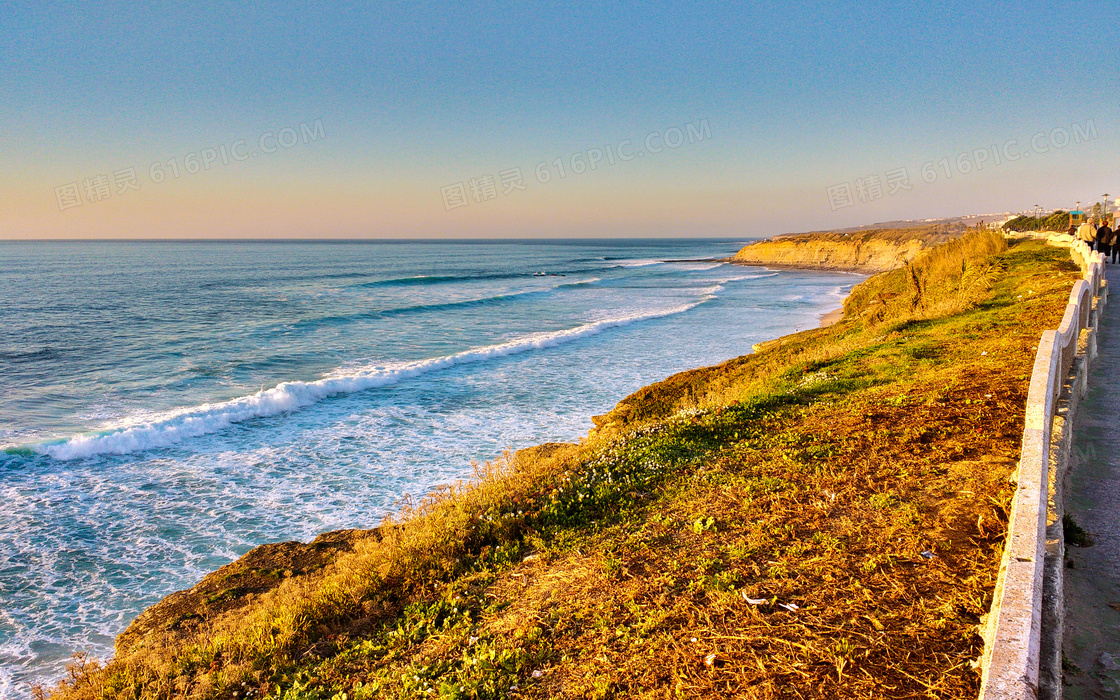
[32,295,713,461]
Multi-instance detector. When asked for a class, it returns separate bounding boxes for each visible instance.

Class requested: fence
[979,239,1107,698]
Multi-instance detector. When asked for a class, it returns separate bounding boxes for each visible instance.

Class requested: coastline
[728,225,962,274]
[730,258,881,274]
[91,264,859,669]
[672,257,881,274]
[109,277,858,649]
[52,228,1067,699]
[6,241,858,698]
[819,306,844,327]
[670,254,864,324]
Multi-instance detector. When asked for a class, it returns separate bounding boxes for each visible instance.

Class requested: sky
[1,1,1116,239]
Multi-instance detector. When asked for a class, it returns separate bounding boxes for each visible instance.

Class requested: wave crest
[33,297,711,461]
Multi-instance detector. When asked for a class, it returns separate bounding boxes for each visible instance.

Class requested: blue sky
[2,1,1116,238]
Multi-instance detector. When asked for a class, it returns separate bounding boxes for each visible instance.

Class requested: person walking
[1097,219,1114,262]
[1077,217,1097,249]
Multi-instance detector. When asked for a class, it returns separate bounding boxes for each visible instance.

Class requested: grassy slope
[768,225,962,244]
[51,233,1079,700]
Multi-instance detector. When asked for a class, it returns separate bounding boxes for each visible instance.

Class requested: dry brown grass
[771,224,965,246]
[843,227,1007,323]
[509,367,1029,698]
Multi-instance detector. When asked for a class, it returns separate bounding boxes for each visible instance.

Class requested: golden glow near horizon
[4,4,1116,240]
[6,120,802,239]
[8,122,1113,240]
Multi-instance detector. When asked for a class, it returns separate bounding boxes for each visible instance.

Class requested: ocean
[0,239,858,695]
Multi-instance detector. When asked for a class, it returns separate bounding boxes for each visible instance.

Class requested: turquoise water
[0,239,858,695]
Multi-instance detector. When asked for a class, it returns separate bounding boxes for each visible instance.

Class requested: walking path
[1065,263,1120,698]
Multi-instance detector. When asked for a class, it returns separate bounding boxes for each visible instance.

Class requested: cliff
[114,528,381,655]
[50,231,1081,700]
[731,225,961,273]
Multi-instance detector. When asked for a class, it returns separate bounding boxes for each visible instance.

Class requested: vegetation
[47,229,1080,700]
[765,224,963,245]
[841,226,1008,324]
[1063,514,1094,549]
[1002,211,1070,232]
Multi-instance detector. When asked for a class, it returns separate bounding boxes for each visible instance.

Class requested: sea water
[0,239,858,695]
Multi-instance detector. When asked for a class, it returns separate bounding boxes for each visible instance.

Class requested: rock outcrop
[732,226,960,273]
[115,528,381,654]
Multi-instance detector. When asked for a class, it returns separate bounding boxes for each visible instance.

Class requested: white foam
[672,261,725,271]
[0,634,31,696]
[34,299,712,461]
[558,277,600,287]
[712,272,779,284]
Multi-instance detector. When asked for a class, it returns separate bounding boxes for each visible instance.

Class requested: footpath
[1065,263,1120,698]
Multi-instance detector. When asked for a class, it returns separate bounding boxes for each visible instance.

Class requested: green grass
[1063,514,1094,548]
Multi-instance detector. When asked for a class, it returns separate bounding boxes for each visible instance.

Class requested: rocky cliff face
[732,227,957,273]
[115,528,381,654]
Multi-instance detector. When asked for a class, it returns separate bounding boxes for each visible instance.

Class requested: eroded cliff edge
[732,225,961,273]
